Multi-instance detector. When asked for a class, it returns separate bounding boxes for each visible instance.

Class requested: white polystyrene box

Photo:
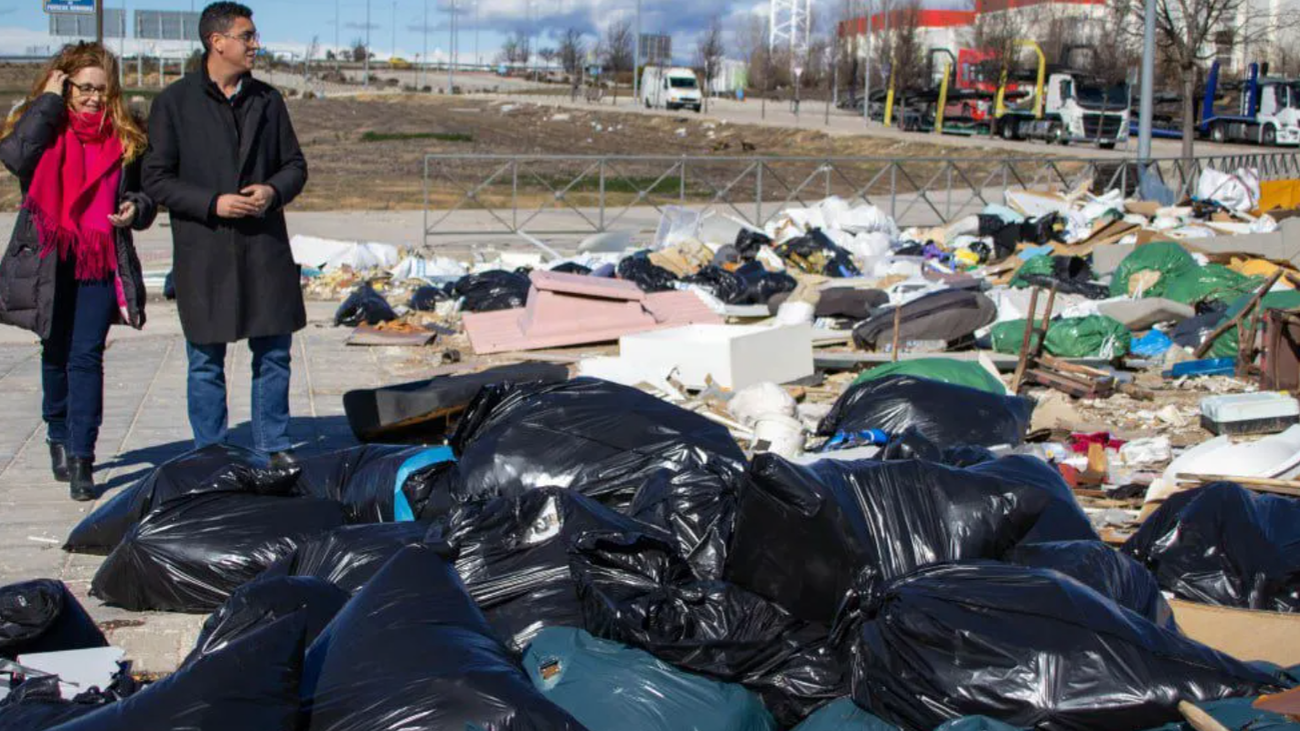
[619,324,814,391]
[1201,392,1300,422]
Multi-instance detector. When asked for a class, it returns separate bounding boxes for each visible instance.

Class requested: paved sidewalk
[0,300,436,672]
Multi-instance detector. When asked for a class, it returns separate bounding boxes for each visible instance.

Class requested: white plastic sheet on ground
[1196,167,1261,213]
[290,235,401,271]
[390,256,467,281]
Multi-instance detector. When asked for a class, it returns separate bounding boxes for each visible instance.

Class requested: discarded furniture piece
[343,363,570,441]
[463,271,722,355]
[619,324,814,391]
[1010,286,1116,399]
[1260,307,1300,391]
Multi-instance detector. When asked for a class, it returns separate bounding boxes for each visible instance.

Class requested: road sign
[44,0,96,13]
[51,9,125,39]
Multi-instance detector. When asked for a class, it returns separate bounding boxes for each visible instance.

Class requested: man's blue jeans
[186,334,293,456]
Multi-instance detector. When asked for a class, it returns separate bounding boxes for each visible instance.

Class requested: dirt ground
[1,68,1021,212]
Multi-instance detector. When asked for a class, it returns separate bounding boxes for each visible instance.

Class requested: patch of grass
[360,130,473,143]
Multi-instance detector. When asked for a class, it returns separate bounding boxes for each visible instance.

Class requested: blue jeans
[42,278,117,460]
[186,334,293,456]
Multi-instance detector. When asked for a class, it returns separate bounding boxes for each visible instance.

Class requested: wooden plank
[813,350,1110,372]
[1174,472,1300,497]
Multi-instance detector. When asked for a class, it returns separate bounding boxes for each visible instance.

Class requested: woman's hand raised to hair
[43,70,68,96]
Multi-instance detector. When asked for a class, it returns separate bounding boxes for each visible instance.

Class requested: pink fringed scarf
[22,110,123,281]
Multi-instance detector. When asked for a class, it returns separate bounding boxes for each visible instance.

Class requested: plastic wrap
[1122,482,1300,612]
[180,576,348,669]
[572,530,845,727]
[443,488,668,652]
[682,266,746,303]
[852,562,1278,731]
[852,359,1006,395]
[1,579,106,659]
[1110,241,1198,297]
[49,614,308,731]
[300,544,587,731]
[64,445,300,555]
[442,378,746,508]
[408,284,449,311]
[725,454,1096,624]
[817,375,1035,448]
[852,290,997,349]
[1003,540,1176,629]
[1160,264,1258,306]
[522,627,776,731]
[735,229,773,259]
[628,463,739,580]
[293,444,456,523]
[333,283,397,326]
[454,270,532,312]
[775,231,861,278]
[261,522,435,595]
[617,253,679,292]
[89,492,345,613]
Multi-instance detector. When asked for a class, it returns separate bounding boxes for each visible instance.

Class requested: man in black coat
[143,2,307,467]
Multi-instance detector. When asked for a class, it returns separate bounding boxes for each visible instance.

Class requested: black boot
[68,457,95,502]
[49,442,70,483]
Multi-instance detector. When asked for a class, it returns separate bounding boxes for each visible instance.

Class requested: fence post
[945,162,953,221]
[680,159,686,203]
[422,156,430,249]
[890,163,898,221]
[511,159,519,232]
[756,161,764,226]
[599,158,606,231]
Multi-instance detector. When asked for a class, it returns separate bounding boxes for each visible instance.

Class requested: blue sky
[0,0,801,64]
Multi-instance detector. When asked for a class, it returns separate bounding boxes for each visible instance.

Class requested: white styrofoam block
[1201,392,1300,422]
[619,324,813,390]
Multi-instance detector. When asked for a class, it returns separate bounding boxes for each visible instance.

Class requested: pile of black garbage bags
[4,376,1298,731]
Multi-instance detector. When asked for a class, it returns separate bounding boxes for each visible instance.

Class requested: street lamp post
[633,0,641,105]
[449,0,456,92]
[1137,0,1156,160]
[864,0,872,123]
[422,0,429,90]
[364,0,371,89]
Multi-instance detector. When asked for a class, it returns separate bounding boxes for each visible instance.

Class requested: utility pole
[336,0,341,69]
[1137,0,1156,160]
[422,0,428,89]
[449,0,456,92]
[864,0,872,123]
[96,0,104,44]
[474,0,479,67]
[633,0,641,104]
[364,0,371,88]
[392,0,397,60]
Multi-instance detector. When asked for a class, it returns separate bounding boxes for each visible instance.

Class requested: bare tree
[738,14,769,94]
[351,38,371,63]
[559,28,587,76]
[697,16,726,110]
[1115,0,1299,156]
[603,17,635,78]
[539,47,559,67]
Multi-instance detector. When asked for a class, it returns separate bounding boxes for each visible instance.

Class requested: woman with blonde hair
[0,42,154,500]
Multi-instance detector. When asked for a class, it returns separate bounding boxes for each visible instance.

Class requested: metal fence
[423,150,1300,242]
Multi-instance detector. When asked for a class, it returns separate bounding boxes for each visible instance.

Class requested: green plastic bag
[1109,242,1197,297]
[991,316,1131,358]
[855,358,1007,395]
[1207,289,1300,358]
[1160,264,1260,305]
[1009,256,1056,289]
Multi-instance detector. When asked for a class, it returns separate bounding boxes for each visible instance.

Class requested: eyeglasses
[70,82,108,98]
[219,30,261,46]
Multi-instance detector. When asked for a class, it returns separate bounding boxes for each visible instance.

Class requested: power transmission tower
[769,0,812,53]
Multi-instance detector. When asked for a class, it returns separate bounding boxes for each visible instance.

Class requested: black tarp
[818,375,1035,448]
[0,579,106,659]
[725,454,1097,624]
[851,562,1277,731]
[1122,483,1300,612]
[300,544,588,731]
[89,492,345,613]
[64,445,299,555]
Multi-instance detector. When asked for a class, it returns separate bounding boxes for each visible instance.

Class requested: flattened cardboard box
[1170,599,1300,666]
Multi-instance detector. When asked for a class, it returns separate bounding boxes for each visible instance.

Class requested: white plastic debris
[389,255,466,281]
[728,381,798,427]
[1196,167,1261,212]
[1118,436,1172,468]
[290,235,400,272]
[653,206,704,249]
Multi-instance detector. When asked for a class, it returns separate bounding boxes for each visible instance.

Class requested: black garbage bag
[443,378,746,508]
[65,445,300,555]
[334,282,397,327]
[443,487,668,652]
[51,613,308,731]
[725,454,1096,624]
[1018,256,1111,299]
[852,290,997,350]
[572,530,846,726]
[735,229,773,260]
[818,375,1035,448]
[617,252,678,293]
[681,266,746,303]
[90,493,345,613]
[0,676,111,731]
[1122,483,1300,612]
[455,270,532,312]
[408,284,448,311]
[775,230,860,278]
[851,562,1277,731]
[180,576,349,669]
[1004,540,1176,630]
[876,428,998,467]
[293,444,457,523]
[734,261,798,305]
[261,522,437,595]
[550,262,593,276]
[301,544,588,731]
[1,580,106,659]
[628,462,740,580]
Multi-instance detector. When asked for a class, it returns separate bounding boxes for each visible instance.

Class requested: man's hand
[216,193,261,219]
[108,200,137,229]
[240,184,276,216]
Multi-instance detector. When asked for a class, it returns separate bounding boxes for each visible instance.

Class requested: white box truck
[641,66,703,112]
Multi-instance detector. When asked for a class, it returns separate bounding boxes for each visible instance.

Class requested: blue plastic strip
[392,446,456,522]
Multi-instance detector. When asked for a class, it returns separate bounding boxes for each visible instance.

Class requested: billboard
[50,9,127,39]
[134,10,201,41]
[44,0,96,12]
[639,33,671,65]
